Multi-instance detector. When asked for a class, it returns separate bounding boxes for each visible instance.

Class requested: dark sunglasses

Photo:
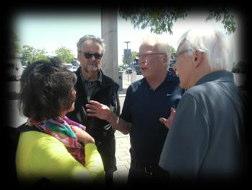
[79,51,103,59]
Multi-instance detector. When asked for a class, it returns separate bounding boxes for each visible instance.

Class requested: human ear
[193,50,203,68]
[162,54,168,63]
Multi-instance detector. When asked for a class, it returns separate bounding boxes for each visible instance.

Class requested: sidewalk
[114,131,131,183]
[113,92,131,183]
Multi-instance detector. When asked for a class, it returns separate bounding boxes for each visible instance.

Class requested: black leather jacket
[67,68,120,173]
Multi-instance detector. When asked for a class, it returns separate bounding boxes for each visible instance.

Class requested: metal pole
[124,41,130,50]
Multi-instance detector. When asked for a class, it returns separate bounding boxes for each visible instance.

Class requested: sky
[14,10,243,65]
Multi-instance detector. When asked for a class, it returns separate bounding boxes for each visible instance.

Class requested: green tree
[131,51,138,60]
[119,7,236,34]
[20,45,48,65]
[55,47,75,63]
[122,50,138,68]
[167,45,176,54]
[206,8,236,34]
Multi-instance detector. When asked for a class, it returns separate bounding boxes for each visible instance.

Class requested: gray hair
[141,35,171,64]
[77,35,105,53]
[177,29,231,71]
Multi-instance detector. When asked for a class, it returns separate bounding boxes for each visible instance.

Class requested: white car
[64,64,78,72]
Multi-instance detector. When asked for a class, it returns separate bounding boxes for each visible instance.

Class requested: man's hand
[86,100,112,122]
[159,107,176,129]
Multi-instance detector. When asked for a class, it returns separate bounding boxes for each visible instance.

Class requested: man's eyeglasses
[79,51,103,60]
[175,49,193,58]
[138,52,166,59]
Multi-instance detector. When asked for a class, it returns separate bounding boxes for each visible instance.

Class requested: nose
[90,55,96,61]
[72,89,76,96]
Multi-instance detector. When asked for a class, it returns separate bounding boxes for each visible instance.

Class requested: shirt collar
[143,71,178,91]
[195,70,234,86]
[81,70,103,84]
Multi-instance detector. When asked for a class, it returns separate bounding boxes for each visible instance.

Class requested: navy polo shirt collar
[143,71,176,92]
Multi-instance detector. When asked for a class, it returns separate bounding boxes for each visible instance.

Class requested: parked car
[64,64,78,72]
[130,59,141,75]
[125,67,133,74]
[71,59,80,67]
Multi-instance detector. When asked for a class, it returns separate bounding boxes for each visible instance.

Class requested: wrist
[106,111,114,123]
[107,113,118,128]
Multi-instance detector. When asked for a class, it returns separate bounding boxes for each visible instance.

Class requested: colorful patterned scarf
[28,116,86,165]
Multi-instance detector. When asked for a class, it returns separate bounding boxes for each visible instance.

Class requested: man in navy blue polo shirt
[86,35,183,183]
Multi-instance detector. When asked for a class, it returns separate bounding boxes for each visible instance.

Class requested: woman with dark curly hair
[15,58,105,185]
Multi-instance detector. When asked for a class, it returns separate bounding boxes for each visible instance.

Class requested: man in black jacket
[67,35,120,185]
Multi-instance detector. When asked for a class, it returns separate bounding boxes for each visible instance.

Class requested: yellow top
[16,131,105,184]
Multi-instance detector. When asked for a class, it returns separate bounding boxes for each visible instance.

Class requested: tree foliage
[120,7,188,34]
[206,8,236,34]
[168,45,176,55]
[122,50,137,65]
[19,45,75,66]
[120,51,138,71]
[55,47,75,63]
[131,51,138,60]
[20,45,49,65]
[119,7,236,34]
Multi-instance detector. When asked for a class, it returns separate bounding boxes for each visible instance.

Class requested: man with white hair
[159,29,245,181]
[85,35,183,183]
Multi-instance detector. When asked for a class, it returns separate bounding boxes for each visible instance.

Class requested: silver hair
[77,35,105,53]
[141,35,171,65]
[177,29,231,71]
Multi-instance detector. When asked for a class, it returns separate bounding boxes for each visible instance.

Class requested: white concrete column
[101,8,119,84]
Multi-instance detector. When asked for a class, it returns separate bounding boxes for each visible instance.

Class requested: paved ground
[114,131,130,183]
[113,93,131,183]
